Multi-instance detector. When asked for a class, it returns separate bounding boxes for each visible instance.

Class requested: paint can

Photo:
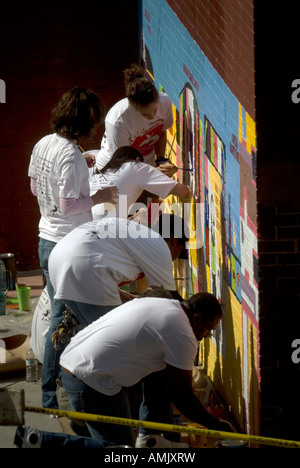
[0,253,17,290]
[0,260,6,291]
[187,423,208,448]
[0,291,6,316]
[106,445,132,448]
[217,439,248,448]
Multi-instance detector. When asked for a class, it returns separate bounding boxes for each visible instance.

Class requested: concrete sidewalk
[0,271,64,448]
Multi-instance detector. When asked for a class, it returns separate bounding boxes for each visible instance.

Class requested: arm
[168,290,184,301]
[169,183,191,202]
[59,187,119,216]
[155,130,167,159]
[118,288,138,303]
[84,153,96,168]
[166,364,234,431]
[30,178,37,196]
[155,133,178,177]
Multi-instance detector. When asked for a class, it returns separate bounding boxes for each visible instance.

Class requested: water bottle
[26,346,39,383]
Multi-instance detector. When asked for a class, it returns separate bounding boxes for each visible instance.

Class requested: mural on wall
[141,0,258,434]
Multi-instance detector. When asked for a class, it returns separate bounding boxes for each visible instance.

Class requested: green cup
[17,286,31,311]
[0,291,6,316]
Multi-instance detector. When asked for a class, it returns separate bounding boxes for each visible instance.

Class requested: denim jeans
[39,238,66,409]
[40,432,104,448]
[139,369,180,442]
[38,370,177,447]
[63,300,115,328]
[61,369,135,447]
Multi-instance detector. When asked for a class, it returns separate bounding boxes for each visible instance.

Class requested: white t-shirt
[49,218,176,306]
[60,297,198,395]
[28,133,92,242]
[30,287,51,364]
[96,93,173,169]
[89,161,178,218]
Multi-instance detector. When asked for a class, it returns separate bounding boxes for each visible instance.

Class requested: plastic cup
[0,291,6,315]
[17,286,31,311]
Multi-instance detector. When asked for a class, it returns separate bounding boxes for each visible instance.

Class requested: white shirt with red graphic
[95,92,173,169]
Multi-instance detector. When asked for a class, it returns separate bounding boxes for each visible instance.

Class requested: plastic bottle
[26,346,39,383]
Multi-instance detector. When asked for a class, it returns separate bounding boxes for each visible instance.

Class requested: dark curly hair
[50,86,105,141]
[139,286,174,299]
[123,63,158,110]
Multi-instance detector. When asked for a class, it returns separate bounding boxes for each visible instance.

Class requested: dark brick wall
[255,2,300,439]
[0,1,139,270]
[166,0,255,119]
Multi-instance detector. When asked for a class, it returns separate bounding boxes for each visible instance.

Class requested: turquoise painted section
[142,0,245,292]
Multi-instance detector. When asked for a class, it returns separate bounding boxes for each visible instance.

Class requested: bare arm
[90,186,119,206]
[166,364,234,431]
[155,131,178,177]
[155,130,167,159]
[30,178,37,196]
[169,183,191,202]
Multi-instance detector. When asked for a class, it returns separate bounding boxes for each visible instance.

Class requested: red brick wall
[166,0,255,119]
[0,2,139,271]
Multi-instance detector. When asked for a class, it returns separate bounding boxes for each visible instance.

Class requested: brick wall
[166,0,255,119]
[255,1,300,439]
[257,178,300,438]
[0,1,139,271]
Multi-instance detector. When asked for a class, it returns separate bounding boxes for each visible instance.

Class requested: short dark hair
[50,86,105,141]
[139,286,174,299]
[188,292,222,324]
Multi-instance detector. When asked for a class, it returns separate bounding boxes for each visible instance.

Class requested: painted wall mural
[141,0,259,433]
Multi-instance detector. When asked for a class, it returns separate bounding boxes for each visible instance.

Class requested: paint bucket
[187,423,208,448]
[217,439,248,448]
[0,253,17,290]
[0,291,7,316]
[106,445,132,448]
[0,260,6,291]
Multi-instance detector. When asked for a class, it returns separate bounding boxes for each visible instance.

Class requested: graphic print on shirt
[131,121,164,156]
[35,154,61,216]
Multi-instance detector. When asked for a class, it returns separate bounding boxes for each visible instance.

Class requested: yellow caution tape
[25,406,300,448]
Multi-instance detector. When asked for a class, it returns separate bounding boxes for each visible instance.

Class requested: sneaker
[135,434,189,449]
[14,426,42,448]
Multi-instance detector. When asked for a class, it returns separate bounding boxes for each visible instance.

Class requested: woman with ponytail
[95,64,177,177]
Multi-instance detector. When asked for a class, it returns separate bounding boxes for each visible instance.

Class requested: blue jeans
[139,369,180,442]
[39,238,66,409]
[40,432,104,448]
[63,300,115,328]
[37,370,177,447]
[61,369,134,447]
